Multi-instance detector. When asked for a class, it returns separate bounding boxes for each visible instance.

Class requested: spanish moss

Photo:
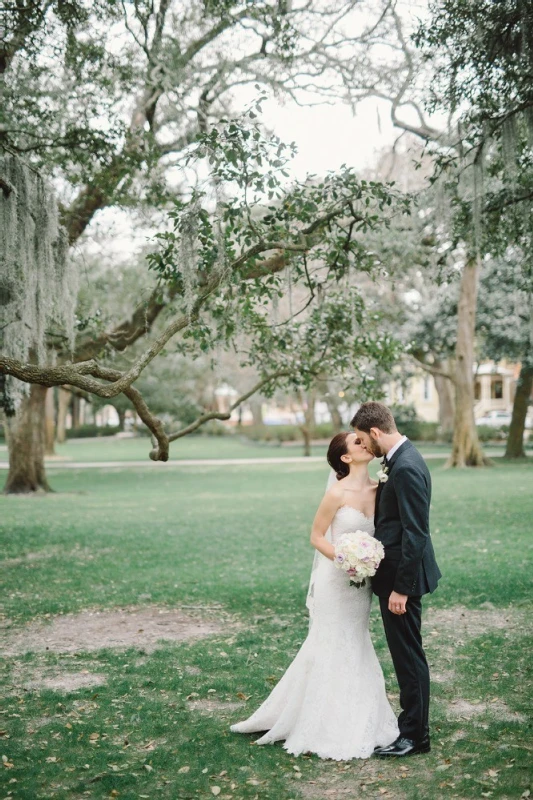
[0,153,77,412]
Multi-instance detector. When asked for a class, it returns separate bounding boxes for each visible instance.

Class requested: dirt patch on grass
[184,665,202,675]
[1,606,230,656]
[300,761,408,800]
[2,546,114,568]
[425,604,523,640]
[6,660,108,695]
[187,699,244,715]
[431,670,455,684]
[447,698,526,723]
[26,671,108,692]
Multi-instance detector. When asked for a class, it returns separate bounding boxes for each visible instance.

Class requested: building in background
[384,360,528,426]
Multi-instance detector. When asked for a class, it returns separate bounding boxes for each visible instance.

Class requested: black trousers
[379,595,430,740]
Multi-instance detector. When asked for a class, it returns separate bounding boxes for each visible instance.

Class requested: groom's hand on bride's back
[388,591,408,615]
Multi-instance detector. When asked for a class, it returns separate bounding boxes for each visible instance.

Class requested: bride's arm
[310,489,342,561]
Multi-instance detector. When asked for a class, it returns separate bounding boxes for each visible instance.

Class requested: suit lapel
[385,439,412,473]
[374,440,412,526]
[374,478,384,525]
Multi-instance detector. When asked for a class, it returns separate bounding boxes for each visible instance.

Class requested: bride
[230,432,399,760]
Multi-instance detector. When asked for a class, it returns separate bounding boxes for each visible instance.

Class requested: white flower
[376,469,389,483]
[333,530,385,588]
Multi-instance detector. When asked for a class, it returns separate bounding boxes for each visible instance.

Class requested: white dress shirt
[385,435,408,463]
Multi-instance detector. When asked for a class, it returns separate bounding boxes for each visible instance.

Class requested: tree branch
[166,369,292,444]
[410,354,454,383]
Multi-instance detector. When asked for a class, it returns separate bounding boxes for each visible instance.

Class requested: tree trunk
[434,361,455,439]
[4,384,53,493]
[71,394,80,429]
[56,387,70,444]
[117,408,126,432]
[249,398,263,426]
[299,390,317,457]
[44,387,56,455]
[325,397,343,433]
[447,256,490,467]
[504,362,532,459]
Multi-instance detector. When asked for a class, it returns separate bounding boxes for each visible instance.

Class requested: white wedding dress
[230,504,399,760]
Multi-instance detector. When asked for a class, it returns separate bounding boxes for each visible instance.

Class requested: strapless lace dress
[230,506,399,760]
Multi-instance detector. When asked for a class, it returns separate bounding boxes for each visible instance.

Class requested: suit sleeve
[391,464,430,595]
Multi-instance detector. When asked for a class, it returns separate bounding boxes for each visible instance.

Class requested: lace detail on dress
[231,505,399,760]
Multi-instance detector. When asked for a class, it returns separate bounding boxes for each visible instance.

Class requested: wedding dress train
[230,505,399,760]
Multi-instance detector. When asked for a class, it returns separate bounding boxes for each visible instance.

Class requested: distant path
[0,451,506,469]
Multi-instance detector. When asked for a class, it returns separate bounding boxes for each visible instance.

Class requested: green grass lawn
[1,459,532,799]
[0,434,328,463]
[0,433,511,464]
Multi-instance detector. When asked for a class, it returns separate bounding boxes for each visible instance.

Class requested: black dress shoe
[374,735,430,757]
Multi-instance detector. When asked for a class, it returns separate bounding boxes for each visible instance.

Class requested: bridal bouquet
[333,531,385,588]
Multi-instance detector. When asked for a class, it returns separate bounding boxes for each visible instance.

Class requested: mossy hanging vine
[0,153,78,414]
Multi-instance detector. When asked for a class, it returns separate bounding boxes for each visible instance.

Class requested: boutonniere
[376,460,389,483]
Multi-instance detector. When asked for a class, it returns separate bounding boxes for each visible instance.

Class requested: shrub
[388,405,441,441]
[197,420,231,437]
[66,424,121,438]
[136,419,231,438]
[240,422,336,443]
[475,424,507,442]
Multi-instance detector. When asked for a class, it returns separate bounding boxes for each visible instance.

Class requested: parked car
[476,410,512,427]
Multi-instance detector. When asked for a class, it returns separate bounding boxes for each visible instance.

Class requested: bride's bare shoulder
[326,481,344,501]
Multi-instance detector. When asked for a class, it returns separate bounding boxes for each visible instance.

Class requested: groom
[352,402,441,757]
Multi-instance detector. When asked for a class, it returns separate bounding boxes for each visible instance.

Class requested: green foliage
[415,0,533,260]
[478,254,532,366]
[415,1,533,145]
[2,1,133,180]
[146,104,408,410]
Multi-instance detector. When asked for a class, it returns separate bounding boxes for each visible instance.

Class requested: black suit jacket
[372,440,441,598]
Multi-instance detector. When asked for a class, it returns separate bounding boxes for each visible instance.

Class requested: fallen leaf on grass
[143,764,153,772]
[178,766,190,773]
[211,787,221,796]
[236,693,251,701]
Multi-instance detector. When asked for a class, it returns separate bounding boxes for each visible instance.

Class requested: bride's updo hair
[327,432,351,480]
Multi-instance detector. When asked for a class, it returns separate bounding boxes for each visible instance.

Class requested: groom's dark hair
[351,402,397,434]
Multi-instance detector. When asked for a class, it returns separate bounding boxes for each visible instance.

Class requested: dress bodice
[331,506,375,543]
